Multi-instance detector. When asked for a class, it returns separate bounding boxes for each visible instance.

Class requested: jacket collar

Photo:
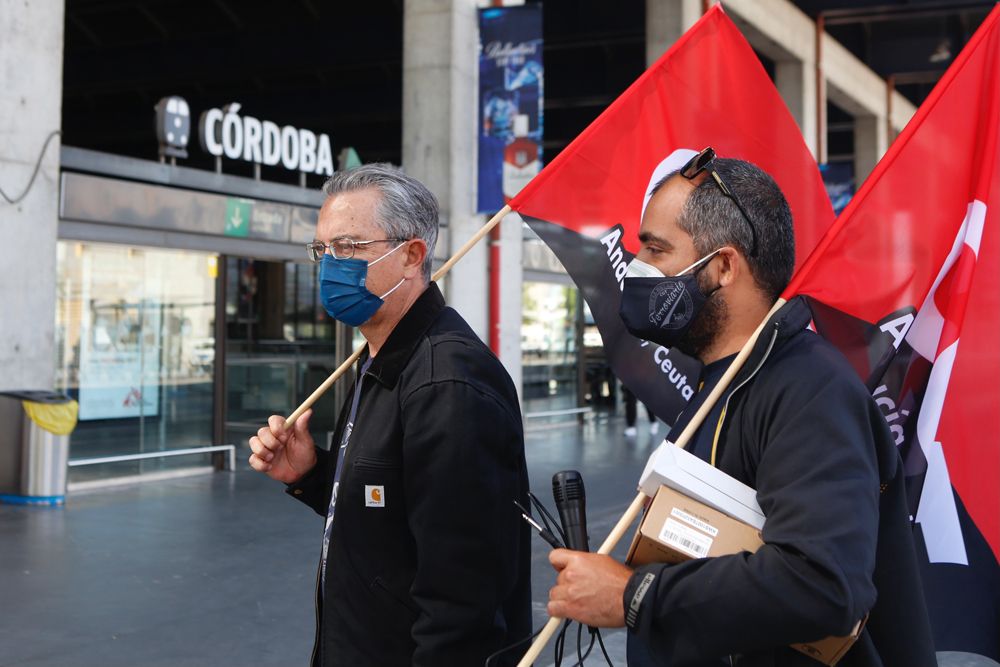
[733,295,812,384]
[362,282,446,389]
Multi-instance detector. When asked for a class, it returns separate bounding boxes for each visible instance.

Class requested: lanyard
[320,356,373,588]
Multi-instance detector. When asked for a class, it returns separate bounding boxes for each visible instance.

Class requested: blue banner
[820,161,854,215]
[477,5,544,213]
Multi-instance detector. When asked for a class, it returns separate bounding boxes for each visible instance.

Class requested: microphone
[552,470,589,552]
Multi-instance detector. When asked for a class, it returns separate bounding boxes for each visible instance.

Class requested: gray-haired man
[249,164,531,667]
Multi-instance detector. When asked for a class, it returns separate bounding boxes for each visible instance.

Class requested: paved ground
[1,410,993,667]
[0,411,664,667]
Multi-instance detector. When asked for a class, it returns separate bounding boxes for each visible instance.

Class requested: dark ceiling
[62,0,408,187]
[61,0,992,182]
[792,0,993,104]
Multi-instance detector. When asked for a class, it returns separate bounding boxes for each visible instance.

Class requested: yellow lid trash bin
[22,399,79,436]
[0,391,77,506]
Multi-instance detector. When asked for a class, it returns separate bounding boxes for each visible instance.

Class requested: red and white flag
[509,5,834,423]
[787,5,1000,656]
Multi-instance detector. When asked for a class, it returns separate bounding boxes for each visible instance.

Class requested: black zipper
[310,556,322,666]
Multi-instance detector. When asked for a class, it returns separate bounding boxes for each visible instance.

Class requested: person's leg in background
[645,402,659,435]
[622,383,638,437]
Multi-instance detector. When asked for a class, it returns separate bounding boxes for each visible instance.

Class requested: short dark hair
[652,159,795,300]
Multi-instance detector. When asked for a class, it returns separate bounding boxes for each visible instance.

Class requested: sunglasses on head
[680,147,759,257]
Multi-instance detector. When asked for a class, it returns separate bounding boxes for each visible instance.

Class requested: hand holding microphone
[547,550,631,628]
[547,471,632,630]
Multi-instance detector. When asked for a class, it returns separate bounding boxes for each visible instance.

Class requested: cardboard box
[626,484,763,566]
[627,485,862,665]
[790,618,866,666]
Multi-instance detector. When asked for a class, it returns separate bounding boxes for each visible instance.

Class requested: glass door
[521,282,582,413]
[55,242,217,482]
[222,258,345,450]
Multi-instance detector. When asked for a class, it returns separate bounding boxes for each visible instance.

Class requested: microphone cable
[483,627,543,667]
[514,490,620,666]
[554,620,600,667]
[575,623,598,666]
[553,621,616,667]
[554,618,572,666]
[529,490,566,546]
[596,627,615,666]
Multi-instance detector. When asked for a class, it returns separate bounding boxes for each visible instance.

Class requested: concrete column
[0,0,64,391]
[402,0,488,341]
[775,60,818,158]
[854,114,888,185]
[497,212,524,402]
[646,0,702,66]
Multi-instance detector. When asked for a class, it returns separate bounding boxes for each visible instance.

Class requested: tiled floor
[0,411,664,667]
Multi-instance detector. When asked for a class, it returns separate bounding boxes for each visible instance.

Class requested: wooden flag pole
[433,205,513,282]
[515,297,786,667]
[284,205,513,428]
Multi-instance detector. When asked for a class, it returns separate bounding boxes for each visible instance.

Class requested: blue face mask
[319,242,406,326]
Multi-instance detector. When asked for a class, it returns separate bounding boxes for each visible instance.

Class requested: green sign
[225,198,252,237]
[338,146,362,171]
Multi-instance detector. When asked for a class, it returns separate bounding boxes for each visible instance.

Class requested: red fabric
[788,6,1000,562]
[509,4,833,269]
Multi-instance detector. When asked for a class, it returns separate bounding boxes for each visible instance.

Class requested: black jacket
[624,297,936,666]
[287,283,532,667]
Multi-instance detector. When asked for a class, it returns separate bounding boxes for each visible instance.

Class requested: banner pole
[283,205,513,427]
[515,298,787,667]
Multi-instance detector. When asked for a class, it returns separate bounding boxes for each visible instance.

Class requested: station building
[2,0,984,486]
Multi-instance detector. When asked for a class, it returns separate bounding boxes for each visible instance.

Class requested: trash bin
[0,391,78,506]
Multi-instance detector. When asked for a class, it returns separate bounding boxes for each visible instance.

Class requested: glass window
[300,263,319,339]
[284,262,297,342]
[55,242,217,481]
[521,282,580,413]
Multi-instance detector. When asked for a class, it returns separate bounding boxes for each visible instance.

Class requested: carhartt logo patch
[365,485,385,508]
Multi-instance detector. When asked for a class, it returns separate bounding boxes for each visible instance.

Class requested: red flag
[787,6,1000,657]
[509,5,834,422]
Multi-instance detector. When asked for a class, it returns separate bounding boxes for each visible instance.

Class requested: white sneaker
[650,421,660,435]
[624,426,637,437]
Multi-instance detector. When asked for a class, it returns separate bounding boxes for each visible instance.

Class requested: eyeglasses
[680,147,759,257]
[306,237,407,263]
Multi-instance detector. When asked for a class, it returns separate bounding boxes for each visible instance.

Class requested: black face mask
[618,251,721,349]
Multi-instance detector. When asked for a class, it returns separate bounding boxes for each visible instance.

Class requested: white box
[638,440,765,529]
